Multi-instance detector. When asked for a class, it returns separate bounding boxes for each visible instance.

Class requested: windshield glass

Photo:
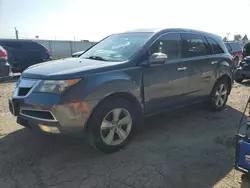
[80,32,153,62]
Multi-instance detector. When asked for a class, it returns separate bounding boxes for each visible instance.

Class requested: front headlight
[38,79,80,94]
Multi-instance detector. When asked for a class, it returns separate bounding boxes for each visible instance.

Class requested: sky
[0,0,250,42]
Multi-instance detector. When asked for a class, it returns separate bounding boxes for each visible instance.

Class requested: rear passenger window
[207,37,224,54]
[181,33,210,58]
[5,42,22,50]
[23,42,43,50]
[149,33,180,60]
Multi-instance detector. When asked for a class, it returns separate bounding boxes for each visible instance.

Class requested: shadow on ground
[0,103,246,188]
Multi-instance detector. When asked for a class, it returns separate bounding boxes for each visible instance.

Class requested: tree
[234,34,242,41]
[242,34,249,42]
[223,36,228,42]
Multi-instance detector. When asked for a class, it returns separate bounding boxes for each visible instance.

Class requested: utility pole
[15,27,19,39]
[226,33,230,41]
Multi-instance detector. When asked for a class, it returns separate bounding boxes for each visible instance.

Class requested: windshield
[80,32,153,62]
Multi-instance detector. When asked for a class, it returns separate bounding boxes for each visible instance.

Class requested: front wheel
[208,79,229,111]
[87,98,139,153]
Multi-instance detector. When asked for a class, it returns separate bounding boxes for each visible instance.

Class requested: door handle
[211,61,218,65]
[177,67,187,71]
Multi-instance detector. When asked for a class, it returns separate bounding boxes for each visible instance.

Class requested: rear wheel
[87,98,139,153]
[208,79,229,111]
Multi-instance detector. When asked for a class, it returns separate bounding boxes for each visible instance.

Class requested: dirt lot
[1,79,250,188]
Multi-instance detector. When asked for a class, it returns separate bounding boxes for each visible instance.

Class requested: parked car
[72,50,85,57]
[9,28,233,153]
[0,45,11,81]
[243,42,250,58]
[225,42,243,66]
[234,43,250,83]
[0,39,52,73]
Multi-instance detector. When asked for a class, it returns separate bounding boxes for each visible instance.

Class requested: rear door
[143,33,190,114]
[179,33,217,100]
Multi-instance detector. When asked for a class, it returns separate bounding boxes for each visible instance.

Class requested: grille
[18,88,31,96]
[21,110,55,121]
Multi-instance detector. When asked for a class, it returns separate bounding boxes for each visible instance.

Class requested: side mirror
[149,52,168,65]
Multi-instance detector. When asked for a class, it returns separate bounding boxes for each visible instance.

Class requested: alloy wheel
[214,84,228,107]
[100,108,132,146]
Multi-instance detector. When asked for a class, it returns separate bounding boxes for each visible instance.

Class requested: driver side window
[149,33,181,60]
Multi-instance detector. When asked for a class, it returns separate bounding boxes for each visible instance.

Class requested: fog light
[39,125,60,133]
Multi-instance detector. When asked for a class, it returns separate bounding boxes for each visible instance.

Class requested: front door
[143,33,190,114]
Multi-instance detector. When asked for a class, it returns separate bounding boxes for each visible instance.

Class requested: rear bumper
[0,65,11,79]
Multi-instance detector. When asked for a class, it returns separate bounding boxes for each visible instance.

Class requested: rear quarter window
[22,42,44,50]
[230,43,242,52]
[227,42,242,52]
[207,37,224,54]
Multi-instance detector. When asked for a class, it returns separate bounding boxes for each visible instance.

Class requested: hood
[22,57,126,79]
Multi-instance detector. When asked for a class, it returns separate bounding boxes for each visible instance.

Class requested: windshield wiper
[85,56,108,61]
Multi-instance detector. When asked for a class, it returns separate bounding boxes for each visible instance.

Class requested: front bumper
[9,79,98,135]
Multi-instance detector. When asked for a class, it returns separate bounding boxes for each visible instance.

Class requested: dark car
[0,45,11,80]
[0,39,52,73]
[225,42,243,66]
[234,43,250,83]
[243,42,250,58]
[9,28,233,153]
[72,50,85,57]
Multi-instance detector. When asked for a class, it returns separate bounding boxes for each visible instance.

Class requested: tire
[87,97,140,153]
[208,79,230,111]
[235,78,243,83]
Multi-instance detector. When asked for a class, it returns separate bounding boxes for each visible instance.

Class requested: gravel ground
[1,78,250,188]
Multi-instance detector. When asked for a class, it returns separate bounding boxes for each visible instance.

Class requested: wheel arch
[213,74,232,94]
[85,91,143,132]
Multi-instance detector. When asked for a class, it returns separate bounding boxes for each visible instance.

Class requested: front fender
[84,71,141,102]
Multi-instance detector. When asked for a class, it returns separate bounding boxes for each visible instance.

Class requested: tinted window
[229,43,242,51]
[225,43,232,52]
[5,42,22,50]
[181,33,210,58]
[207,37,224,54]
[23,42,44,50]
[150,33,180,60]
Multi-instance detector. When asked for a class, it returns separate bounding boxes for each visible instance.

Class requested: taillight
[46,50,51,55]
[0,51,7,57]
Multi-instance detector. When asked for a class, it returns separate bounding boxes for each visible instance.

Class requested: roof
[0,39,35,42]
[119,28,221,39]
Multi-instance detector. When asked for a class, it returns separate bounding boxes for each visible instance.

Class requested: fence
[36,40,96,59]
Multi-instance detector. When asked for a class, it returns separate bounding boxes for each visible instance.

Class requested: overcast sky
[0,0,249,41]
